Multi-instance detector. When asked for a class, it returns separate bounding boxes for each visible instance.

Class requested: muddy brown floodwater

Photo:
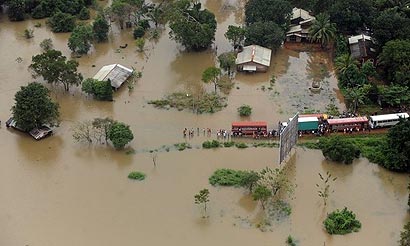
[0,1,408,245]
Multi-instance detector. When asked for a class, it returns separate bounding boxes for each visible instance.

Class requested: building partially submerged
[235,45,272,72]
[93,64,133,89]
[6,118,52,140]
[286,8,315,43]
[348,34,375,60]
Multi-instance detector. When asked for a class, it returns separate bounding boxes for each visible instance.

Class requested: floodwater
[0,1,408,245]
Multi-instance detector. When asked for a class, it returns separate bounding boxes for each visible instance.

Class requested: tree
[108,122,134,149]
[225,25,245,48]
[72,117,115,144]
[82,78,113,101]
[72,120,94,143]
[244,0,292,26]
[334,54,359,75]
[146,3,165,27]
[316,171,337,206]
[245,21,285,51]
[30,49,83,91]
[378,39,410,86]
[308,13,336,48]
[168,0,217,50]
[48,11,76,33]
[319,136,360,164]
[399,222,410,246]
[202,67,221,93]
[93,13,110,42]
[257,167,294,198]
[92,117,115,144]
[39,38,53,52]
[252,185,272,210]
[218,52,236,76]
[78,7,90,20]
[68,24,94,54]
[344,84,371,113]
[240,171,260,192]
[194,188,210,215]
[324,207,361,235]
[11,82,59,131]
[135,38,145,52]
[237,105,252,116]
[372,9,410,48]
[382,119,410,172]
[378,85,410,107]
[5,0,25,21]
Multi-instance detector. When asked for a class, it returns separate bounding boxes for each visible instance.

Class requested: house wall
[237,61,268,72]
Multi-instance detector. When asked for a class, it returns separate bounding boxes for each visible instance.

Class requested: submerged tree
[68,24,94,55]
[12,82,59,131]
[30,50,83,92]
[202,67,221,93]
[252,185,272,210]
[218,52,236,76]
[108,122,134,149]
[93,13,110,42]
[225,25,245,49]
[194,188,210,216]
[316,171,337,206]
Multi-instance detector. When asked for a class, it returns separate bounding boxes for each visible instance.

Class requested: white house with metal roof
[93,64,133,89]
[235,45,272,72]
[286,8,315,43]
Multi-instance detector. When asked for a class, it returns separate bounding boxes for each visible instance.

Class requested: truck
[297,116,319,131]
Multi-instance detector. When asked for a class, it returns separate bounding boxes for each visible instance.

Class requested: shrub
[48,12,76,33]
[319,136,360,164]
[235,142,248,149]
[108,122,134,149]
[128,171,146,181]
[223,141,235,147]
[209,169,247,186]
[399,221,410,246]
[133,26,145,39]
[238,104,252,116]
[174,143,191,151]
[82,78,113,101]
[137,19,150,30]
[202,140,221,149]
[324,207,361,235]
[78,7,90,20]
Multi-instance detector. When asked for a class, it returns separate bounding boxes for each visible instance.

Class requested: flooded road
[0,1,407,245]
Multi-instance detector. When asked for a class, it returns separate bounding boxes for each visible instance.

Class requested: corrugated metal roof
[291,8,315,22]
[235,45,272,67]
[369,113,409,121]
[93,64,133,89]
[348,34,371,44]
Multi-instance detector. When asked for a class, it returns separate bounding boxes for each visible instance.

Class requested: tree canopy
[68,24,94,54]
[225,25,245,48]
[202,67,221,93]
[11,82,59,131]
[244,0,292,26]
[82,78,113,101]
[168,0,217,50]
[245,21,285,51]
[308,13,337,48]
[93,13,110,42]
[48,11,76,33]
[108,122,134,149]
[378,39,410,86]
[382,119,410,172]
[319,136,361,164]
[30,49,83,91]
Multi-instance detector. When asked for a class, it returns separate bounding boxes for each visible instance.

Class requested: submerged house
[235,45,272,72]
[348,34,375,60]
[286,8,315,43]
[93,64,133,90]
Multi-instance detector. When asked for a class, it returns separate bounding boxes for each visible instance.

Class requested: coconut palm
[309,13,337,48]
[334,53,359,75]
[344,84,371,113]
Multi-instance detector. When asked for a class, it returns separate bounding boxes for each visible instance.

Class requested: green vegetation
[399,221,410,246]
[174,143,191,151]
[93,13,110,42]
[78,7,90,20]
[225,25,245,48]
[39,38,53,52]
[286,235,297,246]
[30,49,83,92]
[148,92,227,114]
[316,171,337,206]
[218,52,236,76]
[82,78,113,101]
[194,188,210,215]
[168,0,217,50]
[133,26,145,39]
[244,21,285,51]
[24,28,34,39]
[223,141,235,147]
[240,171,260,192]
[308,13,336,48]
[324,208,361,235]
[135,38,145,52]
[235,142,248,149]
[209,169,247,186]
[252,185,272,210]
[319,136,360,164]
[48,12,76,33]
[237,105,252,117]
[68,24,94,54]
[12,82,59,131]
[382,119,410,172]
[108,122,134,149]
[128,171,146,181]
[202,140,221,149]
[202,67,222,93]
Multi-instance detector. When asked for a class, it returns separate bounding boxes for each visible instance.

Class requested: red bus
[327,117,368,132]
[231,121,268,136]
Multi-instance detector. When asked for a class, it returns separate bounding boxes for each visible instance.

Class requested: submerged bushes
[324,207,361,235]
[209,169,247,186]
[128,171,146,181]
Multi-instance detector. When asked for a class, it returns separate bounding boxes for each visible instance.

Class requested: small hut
[348,34,375,60]
[286,8,315,43]
[93,64,133,89]
[235,45,272,72]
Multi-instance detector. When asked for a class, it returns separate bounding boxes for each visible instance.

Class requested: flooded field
[0,0,408,245]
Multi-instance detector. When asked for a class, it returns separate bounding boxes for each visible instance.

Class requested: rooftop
[291,8,315,22]
[93,64,133,89]
[235,45,272,67]
[348,34,372,44]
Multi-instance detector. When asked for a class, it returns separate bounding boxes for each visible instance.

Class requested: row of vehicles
[231,112,409,136]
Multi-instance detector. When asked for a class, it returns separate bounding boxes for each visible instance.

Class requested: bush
[48,12,76,33]
[209,169,247,186]
[399,221,410,246]
[82,78,113,101]
[324,207,361,235]
[78,7,90,20]
[137,19,150,30]
[108,122,134,149]
[238,104,252,116]
[235,142,248,149]
[223,141,235,147]
[128,171,146,181]
[202,140,221,149]
[319,136,360,164]
[133,26,145,39]
[174,143,191,151]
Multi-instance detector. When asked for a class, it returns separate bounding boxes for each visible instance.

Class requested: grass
[128,171,146,181]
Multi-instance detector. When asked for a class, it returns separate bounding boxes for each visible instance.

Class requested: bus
[369,113,409,129]
[231,121,268,137]
[327,117,368,132]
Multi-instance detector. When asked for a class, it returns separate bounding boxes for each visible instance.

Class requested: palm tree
[309,13,337,48]
[334,53,359,75]
[344,84,371,113]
